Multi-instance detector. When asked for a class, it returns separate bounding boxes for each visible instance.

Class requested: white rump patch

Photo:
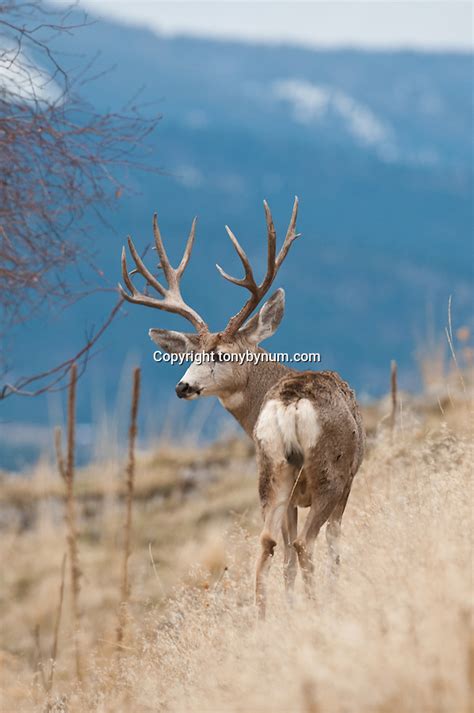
[295,399,321,450]
[254,398,320,461]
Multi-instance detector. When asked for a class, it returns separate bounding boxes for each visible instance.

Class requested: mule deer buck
[119,198,365,619]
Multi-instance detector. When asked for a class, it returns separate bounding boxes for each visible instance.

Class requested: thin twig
[289,465,305,504]
[1,298,124,400]
[445,295,466,392]
[47,553,67,695]
[213,566,229,592]
[116,367,141,647]
[148,542,165,596]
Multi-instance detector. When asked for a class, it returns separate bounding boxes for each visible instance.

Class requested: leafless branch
[0,1,160,378]
[0,296,125,399]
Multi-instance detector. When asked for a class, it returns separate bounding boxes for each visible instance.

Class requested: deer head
[118,198,299,401]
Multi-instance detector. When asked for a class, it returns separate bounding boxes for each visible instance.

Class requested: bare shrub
[0,1,159,370]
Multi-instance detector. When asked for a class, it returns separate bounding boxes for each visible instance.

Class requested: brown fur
[250,367,365,617]
[180,333,365,618]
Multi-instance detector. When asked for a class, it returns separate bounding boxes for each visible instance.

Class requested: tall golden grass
[0,368,472,712]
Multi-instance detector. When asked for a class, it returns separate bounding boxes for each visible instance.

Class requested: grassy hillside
[0,375,472,712]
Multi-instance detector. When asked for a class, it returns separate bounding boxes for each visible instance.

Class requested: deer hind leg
[256,462,294,620]
[326,478,353,575]
[281,505,298,604]
[325,518,341,577]
[293,499,335,599]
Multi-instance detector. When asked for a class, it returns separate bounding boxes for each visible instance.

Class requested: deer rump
[255,373,361,509]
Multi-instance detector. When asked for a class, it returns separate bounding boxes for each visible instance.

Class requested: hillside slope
[0,390,472,711]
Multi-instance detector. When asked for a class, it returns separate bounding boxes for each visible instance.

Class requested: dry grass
[0,391,472,712]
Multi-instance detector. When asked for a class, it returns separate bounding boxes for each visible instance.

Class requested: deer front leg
[282,505,298,604]
[255,462,293,621]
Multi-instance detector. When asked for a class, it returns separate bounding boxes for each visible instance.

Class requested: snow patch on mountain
[0,45,61,105]
[272,78,397,159]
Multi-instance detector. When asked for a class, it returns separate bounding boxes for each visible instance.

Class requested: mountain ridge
[1,10,472,468]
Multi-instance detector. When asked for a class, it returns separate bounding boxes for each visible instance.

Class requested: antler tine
[224,225,256,282]
[215,262,247,287]
[177,217,197,278]
[126,236,166,296]
[215,223,260,287]
[120,246,136,296]
[153,213,173,285]
[263,200,277,287]
[220,197,300,337]
[119,245,163,308]
[275,196,300,270]
[118,217,209,335]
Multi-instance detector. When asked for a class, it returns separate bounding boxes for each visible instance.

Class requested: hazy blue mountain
[1,12,472,469]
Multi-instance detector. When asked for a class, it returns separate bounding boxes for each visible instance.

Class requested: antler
[118,214,209,336]
[216,197,300,337]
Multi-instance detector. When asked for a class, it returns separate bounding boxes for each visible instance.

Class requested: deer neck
[218,358,292,438]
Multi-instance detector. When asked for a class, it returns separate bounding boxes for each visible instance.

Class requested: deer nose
[175,381,192,398]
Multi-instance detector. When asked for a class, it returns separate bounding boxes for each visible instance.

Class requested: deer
[119,198,365,619]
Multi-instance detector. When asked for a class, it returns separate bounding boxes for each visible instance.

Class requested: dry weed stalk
[56,363,83,681]
[33,624,46,693]
[116,367,141,647]
[47,554,67,695]
[389,359,398,436]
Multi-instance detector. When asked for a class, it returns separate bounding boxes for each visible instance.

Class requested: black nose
[176,381,192,398]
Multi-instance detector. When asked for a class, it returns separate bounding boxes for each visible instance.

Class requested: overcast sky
[54,1,472,51]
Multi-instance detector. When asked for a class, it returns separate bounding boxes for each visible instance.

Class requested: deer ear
[239,288,285,345]
[149,329,201,354]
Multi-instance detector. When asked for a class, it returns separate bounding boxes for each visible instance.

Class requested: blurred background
[1,0,472,469]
